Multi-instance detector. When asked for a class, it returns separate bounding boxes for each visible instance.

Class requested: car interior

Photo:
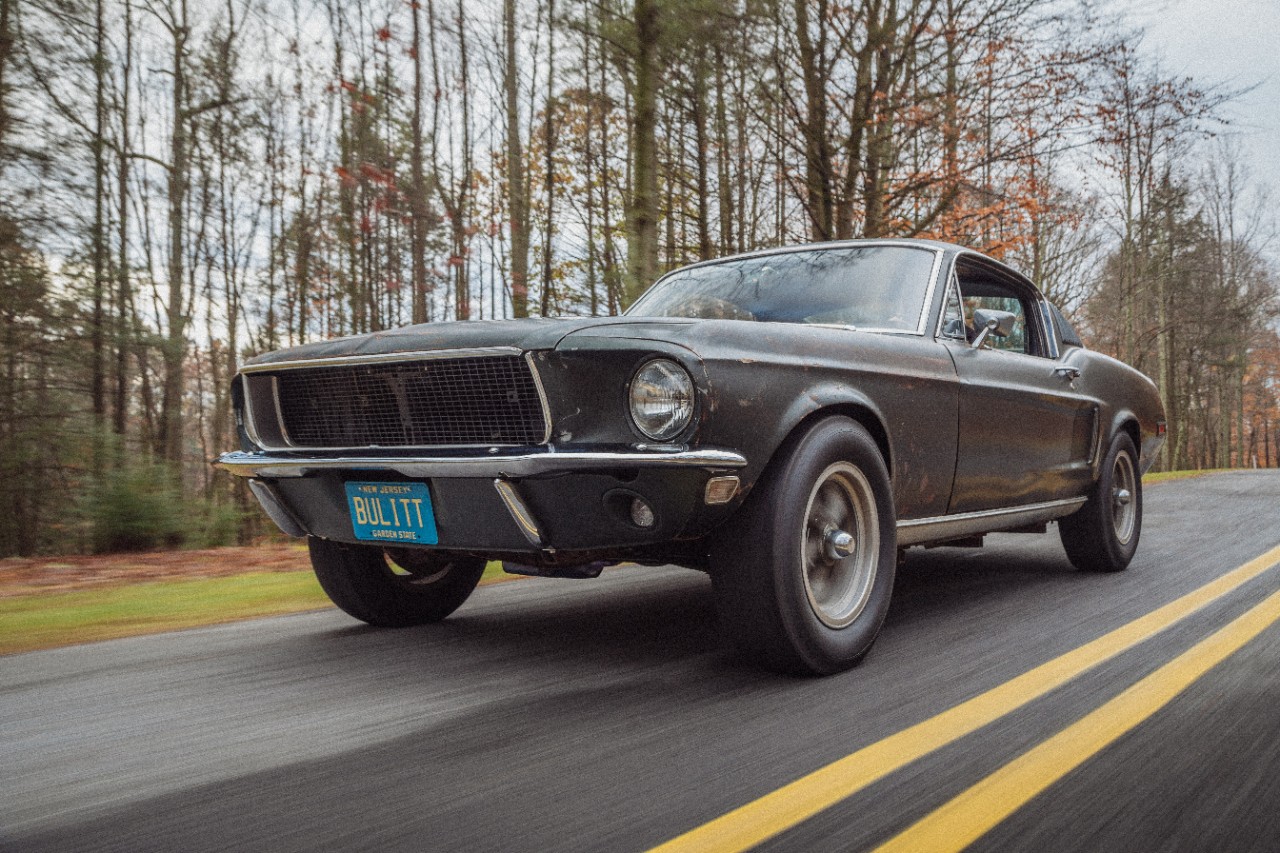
[942,257,1046,357]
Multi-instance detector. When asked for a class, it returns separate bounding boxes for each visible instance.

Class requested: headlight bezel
[627,357,696,442]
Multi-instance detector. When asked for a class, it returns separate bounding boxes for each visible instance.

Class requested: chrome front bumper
[218,447,749,551]
[214,448,748,479]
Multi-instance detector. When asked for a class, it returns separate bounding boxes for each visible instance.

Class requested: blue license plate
[344,481,438,544]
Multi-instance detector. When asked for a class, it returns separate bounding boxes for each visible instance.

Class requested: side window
[965,292,1028,354]
[954,259,1044,356]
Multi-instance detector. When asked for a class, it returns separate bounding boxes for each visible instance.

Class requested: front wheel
[711,417,897,676]
[1059,431,1142,572]
[309,538,486,626]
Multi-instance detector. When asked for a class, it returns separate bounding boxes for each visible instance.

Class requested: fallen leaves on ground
[0,541,312,599]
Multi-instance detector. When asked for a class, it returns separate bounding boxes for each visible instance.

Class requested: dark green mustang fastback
[217,239,1165,675]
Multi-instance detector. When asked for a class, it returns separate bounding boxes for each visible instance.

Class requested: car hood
[242,317,703,368]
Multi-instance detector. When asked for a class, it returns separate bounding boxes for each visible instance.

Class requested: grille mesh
[273,355,547,447]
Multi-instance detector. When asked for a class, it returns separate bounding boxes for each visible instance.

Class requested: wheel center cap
[825,529,856,560]
[1114,488,1132,507]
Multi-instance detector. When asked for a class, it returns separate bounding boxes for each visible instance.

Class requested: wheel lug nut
[825,530,855,560]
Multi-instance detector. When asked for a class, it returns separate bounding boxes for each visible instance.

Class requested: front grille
[272,355,547,448]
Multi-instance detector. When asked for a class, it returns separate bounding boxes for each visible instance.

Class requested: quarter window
[939,273,967,340]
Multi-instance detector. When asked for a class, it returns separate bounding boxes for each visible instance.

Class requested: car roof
[661,238,1022,279]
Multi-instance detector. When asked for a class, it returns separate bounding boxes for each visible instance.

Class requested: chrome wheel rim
[1111,451,1137,545]
[801,462,879,629]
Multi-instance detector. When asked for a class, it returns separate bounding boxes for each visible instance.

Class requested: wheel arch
[1120,417,1141,460]
[772,388,893,479]
[1103,410,1143,477]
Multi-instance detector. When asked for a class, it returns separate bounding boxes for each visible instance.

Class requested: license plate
[344,481,438,544]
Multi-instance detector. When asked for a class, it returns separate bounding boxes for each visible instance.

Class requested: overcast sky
[1125,0,1279,258]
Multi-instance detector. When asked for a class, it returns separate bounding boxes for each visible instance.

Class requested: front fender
[772,382,893,476]
[697,345,959,520]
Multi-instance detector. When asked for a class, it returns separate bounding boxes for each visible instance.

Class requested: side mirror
[971,309,1017,349]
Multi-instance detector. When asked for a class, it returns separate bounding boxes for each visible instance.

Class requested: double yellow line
[650,544,1280,853]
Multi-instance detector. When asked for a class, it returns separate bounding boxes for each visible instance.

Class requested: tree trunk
[410,0,430,324]
[114,0,133,439]
[0,0,13,154]
[713,46,733,255]
[504,0,530,318]
[625,0,660,305]
[597,25,621,314]
[90,0,108,462]
[212,0,239,497]
[161,1,191,472]
[539,0,556,317]
[454,0,473,320]
[692,55,712,261]
[795,0,834,240]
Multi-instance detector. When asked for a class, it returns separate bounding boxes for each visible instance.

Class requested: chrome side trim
[494,479,544,547]
[912,249,946,336]
[271,376,295,448]
[933,269,964,341]
[215,448,748,479]
[241,375,266,448]
[239,346,526,374]
[524,351,554,444]
[1038,299,1061,360]
[241,374,292,449]
[896,497,1086,547]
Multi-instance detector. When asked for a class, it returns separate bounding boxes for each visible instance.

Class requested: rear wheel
[711,417,896,676]
[309,538,485,626]
[1059,431,1141,572]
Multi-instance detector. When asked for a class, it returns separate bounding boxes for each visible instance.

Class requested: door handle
[1054,366,1082,381]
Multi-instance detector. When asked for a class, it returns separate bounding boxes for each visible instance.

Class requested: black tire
[1059,431,1141,573]
[710,416,897,676]
[309,538,485,627]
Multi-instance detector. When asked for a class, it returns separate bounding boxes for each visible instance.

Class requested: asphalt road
[4,470,1279,853]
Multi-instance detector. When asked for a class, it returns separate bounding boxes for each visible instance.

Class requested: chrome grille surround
[240,348,551,451]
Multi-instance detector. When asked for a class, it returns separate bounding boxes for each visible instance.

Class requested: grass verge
[1,561,511,656]
[1144,468,1228,484]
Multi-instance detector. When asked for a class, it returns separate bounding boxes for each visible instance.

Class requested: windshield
[626,245,939,332]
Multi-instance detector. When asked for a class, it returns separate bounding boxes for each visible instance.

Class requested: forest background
[0,0,1276,557]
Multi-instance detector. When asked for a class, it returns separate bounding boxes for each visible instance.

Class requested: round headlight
[628,359,695,441]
